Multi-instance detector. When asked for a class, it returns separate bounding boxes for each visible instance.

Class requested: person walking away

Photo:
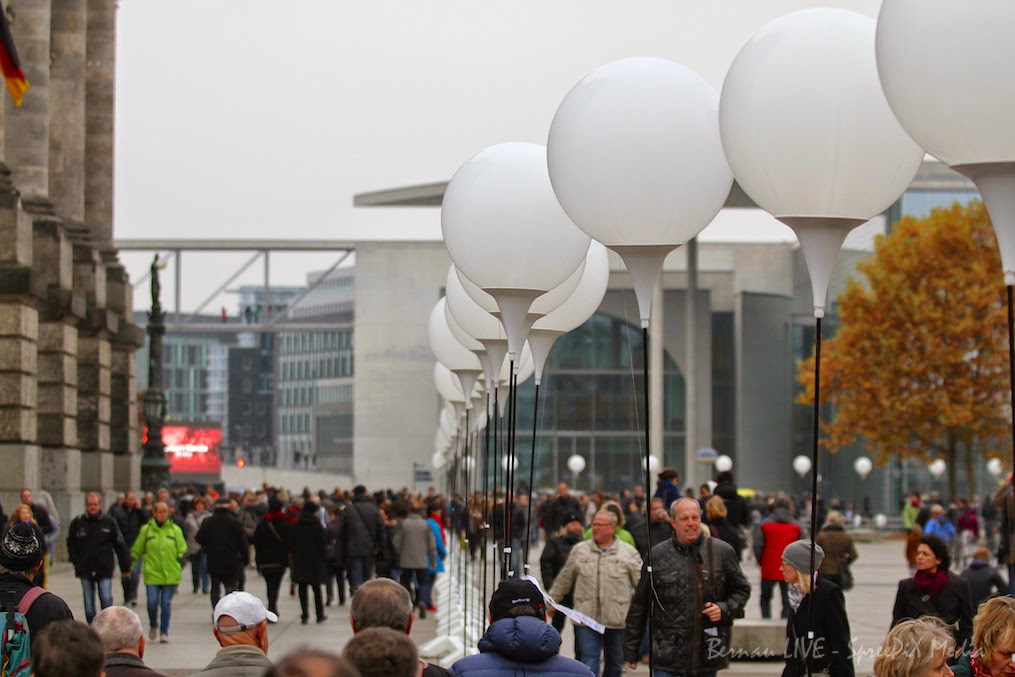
[815,510,859,591]
[539,511,583,638]
[704,496,743,559]
[196,497,249,611]
[891,535,973,651]
[959,547,1008,610]
[393,501,436,618]
[66,492,132,623]
[183,496,211,595]
[112,491,146,606]
[548,509,643,677]
[10,503,47,588]
[130,502,186,643]
[338,485,386,594]
[753,496,802,619]
[324,505,347,607]
[624,497,752,677]
[780,540,854,676]
[289,501,327,624]
[253,498,291,619]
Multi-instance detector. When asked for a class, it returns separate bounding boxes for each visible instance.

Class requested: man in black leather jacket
[624,497,751,676]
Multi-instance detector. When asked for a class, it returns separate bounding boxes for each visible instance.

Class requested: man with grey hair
[92,606,169,676]
[67,492,132,622]
[349,578,452,676]
[548,508,643,677]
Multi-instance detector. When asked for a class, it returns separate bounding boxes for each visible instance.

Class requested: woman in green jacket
[131,501,186,643]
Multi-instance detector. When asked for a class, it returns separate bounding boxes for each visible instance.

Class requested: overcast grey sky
[114,0,882,310]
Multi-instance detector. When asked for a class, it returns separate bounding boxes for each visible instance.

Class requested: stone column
[4,0,52,199]
[107,259,143,492]
[0,164,41,509]
[49,0,87,222]
[34,216,84,526]
[72,234,115,494]
[84,0,114,245]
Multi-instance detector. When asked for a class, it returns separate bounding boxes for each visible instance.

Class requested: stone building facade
[0,0,142,521]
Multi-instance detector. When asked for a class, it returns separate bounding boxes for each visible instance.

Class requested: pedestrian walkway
[45,535,915,674]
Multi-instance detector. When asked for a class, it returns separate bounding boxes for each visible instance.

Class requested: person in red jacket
[751,496,802,619]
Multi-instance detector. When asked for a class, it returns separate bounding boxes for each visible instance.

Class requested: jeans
[574,626,625,677]
[190,551,209,593]
[760,579,790,619]
[145,584,175,636]
[347,557,374,595]
[209,575,240,611]
[81,578,113,624]
[400,568,431,608]
[123,556,142,604]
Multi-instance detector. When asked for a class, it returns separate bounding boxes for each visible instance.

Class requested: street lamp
[142,255,171,492]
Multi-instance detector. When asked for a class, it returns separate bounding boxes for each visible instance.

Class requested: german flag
[0,2,28,106]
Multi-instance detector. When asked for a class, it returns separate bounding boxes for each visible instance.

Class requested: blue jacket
[428,517,447,574]
[451,616,594,676]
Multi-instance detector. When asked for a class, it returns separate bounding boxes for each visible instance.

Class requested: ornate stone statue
[150,254,161,309]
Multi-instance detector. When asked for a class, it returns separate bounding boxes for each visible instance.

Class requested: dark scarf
[913,568,949,600]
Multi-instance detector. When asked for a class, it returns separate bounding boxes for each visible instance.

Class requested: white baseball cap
[213,591,278,630]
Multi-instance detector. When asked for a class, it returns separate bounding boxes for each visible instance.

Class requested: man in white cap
[193,591,276,676]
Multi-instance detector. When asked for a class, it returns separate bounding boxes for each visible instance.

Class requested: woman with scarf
[253,497,292,619]
[780,540,854,676]
[891,535,974,652]
[950,596,1015,677]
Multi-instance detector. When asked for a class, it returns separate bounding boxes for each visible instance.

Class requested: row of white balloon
[789,455,1009,481]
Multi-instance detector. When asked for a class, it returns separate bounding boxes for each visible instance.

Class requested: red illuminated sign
[145,425,223,475]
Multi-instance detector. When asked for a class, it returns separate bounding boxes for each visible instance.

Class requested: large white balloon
[793,455,812,477]
[442,142,592,358]
[854,456,873,479]
[877,0,1015,280]
[548,57,732,324]
[720,9,923,315]
[428,298,482,403]
[714,455,733,473]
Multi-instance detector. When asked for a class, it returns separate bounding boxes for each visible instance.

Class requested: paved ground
[45,535,918,675]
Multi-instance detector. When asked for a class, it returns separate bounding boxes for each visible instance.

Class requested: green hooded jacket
[131,517,186,585]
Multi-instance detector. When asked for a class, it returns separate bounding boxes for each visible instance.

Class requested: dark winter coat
[816,524,859,578]
[104,652,169,677]
[111,505,146,548]
[959,558,1008,609]
[253,510,291,571]
[714,480,751,531]
[707,517,743,559]
[624,536,751,675]
[653,480,681,511]
[338,497,385,560]
[195,507,249,579]
[891,571,974,650]
[782,578,854,677]
[545,495,582,534]
[0,572,74,637]
[66,511,131,581]
[324,516,343,565]
[288,513,326,584]
[539,531,582,589]
[451,616,595,676]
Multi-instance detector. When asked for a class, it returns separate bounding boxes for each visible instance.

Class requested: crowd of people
[2,467,1015,676]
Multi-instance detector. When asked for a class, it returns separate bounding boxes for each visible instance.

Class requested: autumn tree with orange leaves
[797,201,1009,500]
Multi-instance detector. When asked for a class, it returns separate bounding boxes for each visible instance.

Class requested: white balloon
[988,457,1004,477]
[445,303,484,353]
[428,298,482,402]
[548,57,732,324]
[928,459,946,477]
[433,363,465,404]
[874,513,888,528]
[877,0,1015,279]
[714,455,733,473]
[432,452,446,470]
[567,454,586,474]
[854,456,873,479]
[442,142,592,358]
[720,9,923,314]
[793,455,812,477]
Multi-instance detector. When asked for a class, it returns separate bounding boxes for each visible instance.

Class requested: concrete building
[0,0,142,517]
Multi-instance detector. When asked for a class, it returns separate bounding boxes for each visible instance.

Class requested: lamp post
[142,255,171,492]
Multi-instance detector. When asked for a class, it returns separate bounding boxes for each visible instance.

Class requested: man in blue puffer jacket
[451,579,593,676]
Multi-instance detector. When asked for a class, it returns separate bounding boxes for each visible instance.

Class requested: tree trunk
[946,432,958,501]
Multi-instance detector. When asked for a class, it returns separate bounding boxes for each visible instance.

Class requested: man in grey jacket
[393,502,436,618]
[193,592,276,677]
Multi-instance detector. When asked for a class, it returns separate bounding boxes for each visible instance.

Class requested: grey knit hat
[781,539,824,575]
[0,523,42,572]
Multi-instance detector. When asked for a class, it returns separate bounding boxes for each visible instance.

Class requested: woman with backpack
[130,502,186,643]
